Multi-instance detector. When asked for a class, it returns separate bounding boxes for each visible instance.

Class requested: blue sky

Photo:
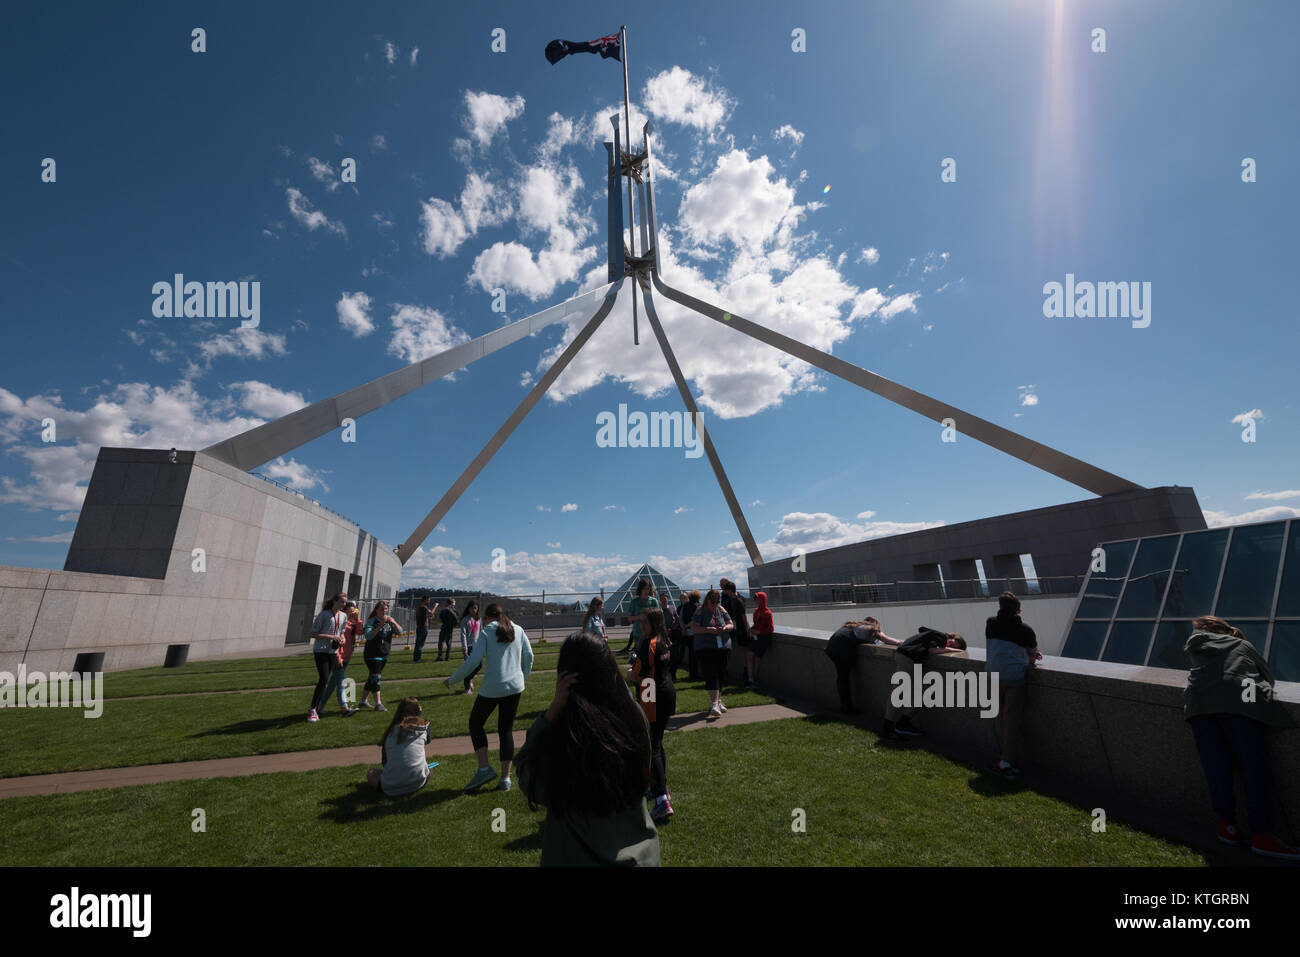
[2,0,1297,598]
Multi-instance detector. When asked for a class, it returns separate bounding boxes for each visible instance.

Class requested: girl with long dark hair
[515,631,660,866]
[364,697,438,797]
[458,601,481,695]
[358,600,401,712]
[307,592,348,723]
[630,609,676,821]
[445,603,533,792]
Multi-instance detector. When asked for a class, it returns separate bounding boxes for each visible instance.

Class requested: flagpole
[620,24,639,345]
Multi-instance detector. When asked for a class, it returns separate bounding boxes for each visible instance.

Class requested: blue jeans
[1189,714,1274,834]
[320,660,350,710]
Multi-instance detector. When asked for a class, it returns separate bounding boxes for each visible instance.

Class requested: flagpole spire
[620,24,639,345]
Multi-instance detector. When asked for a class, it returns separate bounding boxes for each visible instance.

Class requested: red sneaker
[1217,820,1247,846]
[1250,833,1300,860]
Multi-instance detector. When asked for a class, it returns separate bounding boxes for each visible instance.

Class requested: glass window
[1275,523,1300,617]
[1102,621,1156,665]
[1269,622,1300,683]
[1077,540,1136,619]
[1116,536,1179,619]
[1161,529,1229,619]
[1062,621,1109,660]
[1148,621,1194,671]
[1216,523,1285,618]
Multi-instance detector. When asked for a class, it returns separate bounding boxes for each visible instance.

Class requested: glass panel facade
[1270,622,1300,683]
[1076,539,1136,619]
[1063,519,1298,676]
[1161,529,1228,619]
[1216,523,1285,618]
[1101,621,1155,665]
[1116,535,1179,619]
[1062,621,1109,659]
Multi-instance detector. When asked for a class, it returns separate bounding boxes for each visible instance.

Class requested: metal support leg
[641,287,764,567]
[650,273,1141,498]
[395,281,624,563]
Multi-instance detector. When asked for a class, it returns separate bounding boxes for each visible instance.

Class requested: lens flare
[822,184,831,194]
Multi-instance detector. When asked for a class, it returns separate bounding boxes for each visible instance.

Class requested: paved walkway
[0,702,812,799]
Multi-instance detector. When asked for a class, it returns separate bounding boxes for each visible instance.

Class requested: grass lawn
[0,717,1210,866]
[0,652,776,777]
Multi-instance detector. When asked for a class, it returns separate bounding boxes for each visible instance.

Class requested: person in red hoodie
[318,601,362,717]
[749,591,775,689]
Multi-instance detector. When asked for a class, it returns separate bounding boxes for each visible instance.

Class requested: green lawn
[0,717,1211,866]
[0,653,776,777]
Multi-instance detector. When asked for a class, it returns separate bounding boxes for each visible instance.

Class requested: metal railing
[249,470,364,527]
[751,576,1086,607]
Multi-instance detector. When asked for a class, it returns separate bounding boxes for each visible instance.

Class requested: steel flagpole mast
[620,24,639,345]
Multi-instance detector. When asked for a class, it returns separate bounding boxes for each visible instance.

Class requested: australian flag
[545,33,621,65]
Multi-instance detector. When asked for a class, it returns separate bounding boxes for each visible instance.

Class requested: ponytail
[485,602,515,643]
[1193,615,1245,639]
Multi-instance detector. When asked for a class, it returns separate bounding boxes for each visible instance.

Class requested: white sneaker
[709,702,722,718]
[717,701,728,714]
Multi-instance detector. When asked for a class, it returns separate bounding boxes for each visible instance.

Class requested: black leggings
[834,659,855,710]
[463,662,481,692]
[363,658,384,693]
[696,648,725,692]
[649,690,676,797]
[468,693,522,762]
[311,652,336,711]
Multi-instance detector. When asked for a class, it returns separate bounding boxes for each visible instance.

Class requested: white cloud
[545,541,561,548]
[878,292,920,320]
[772,124,804,146]
[228,381,307,419]
[384,41,398,64]
[674,506,692,515]
[561,503,578,512]
[420,172,513,259]
[419,198,469,258]
[306,157,339,192]
[1231,409,1264,425]
[750,499,762,506]
[386,304,471,365]
[1018,384,1039,407]
[678,151,804,254]
[462,91,525,149]
[409,47,419,67]
[286,187,346,235]
[198,327,289,363]
[371,133,388,151]
[644,67,734,133]
[859,247,880,265]
[537,505,551,512]
[1245,490,1300,501]
[1204,505,1300,527]
[260,456,329,493]
[519,371,534,387]
[337,291,375,337]
[603,504,618,510]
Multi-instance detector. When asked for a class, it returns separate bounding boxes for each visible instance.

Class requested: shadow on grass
[319,783,464,822]
[967,771,1026,797]
[503,826,544,853]
[190,715,303,737]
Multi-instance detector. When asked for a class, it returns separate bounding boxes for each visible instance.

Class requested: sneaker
[341,707,358,718]
[662,794,674,818]
[374,703,387,712]
[993,760,1020,780]
[895,717,925,737]
[497,778,512,792]
[1251,833,1300,860]
[464,766,498,792]
[1218,820,1247,846]
[717,701,728,714]
[708,702,723,718]
[307,709,319,723]
[651,795,671,822]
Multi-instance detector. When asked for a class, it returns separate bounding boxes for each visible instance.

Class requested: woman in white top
[308,592,348,722]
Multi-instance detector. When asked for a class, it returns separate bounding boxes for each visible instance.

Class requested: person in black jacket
[985,592,1041,778]
[436,597,458,661]
[881,627,967,739]
[413,597,431,663]
[720,580,751,689]
[824,618,898,714]
[675,590,701,681]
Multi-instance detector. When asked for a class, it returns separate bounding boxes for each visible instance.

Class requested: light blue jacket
[449,621,534,698]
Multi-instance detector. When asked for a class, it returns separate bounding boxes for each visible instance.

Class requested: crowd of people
[307,582,1299,863]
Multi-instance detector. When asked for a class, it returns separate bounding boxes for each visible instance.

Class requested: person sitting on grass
[515,631,660,866]
[881,628,966,740]
[365,697,438,797]
[358,600,401,713]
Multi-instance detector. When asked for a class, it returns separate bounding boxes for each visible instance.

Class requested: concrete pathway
[0,702,811,799]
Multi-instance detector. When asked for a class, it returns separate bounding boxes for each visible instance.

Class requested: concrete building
[0,448,401,674]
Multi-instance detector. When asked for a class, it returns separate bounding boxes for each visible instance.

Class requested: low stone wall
[746,626,1300,840]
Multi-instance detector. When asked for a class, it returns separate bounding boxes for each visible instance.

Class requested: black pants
[464,663,481,691]
[413,626,428,660]
[363,657,385,693]
[1190,714,1274,833]
[311,652,336,711]
[833,658,855,711]
[438,629,453,660]
[469,692,522,763]
[696,648,725,692]
[649,689,676,797]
